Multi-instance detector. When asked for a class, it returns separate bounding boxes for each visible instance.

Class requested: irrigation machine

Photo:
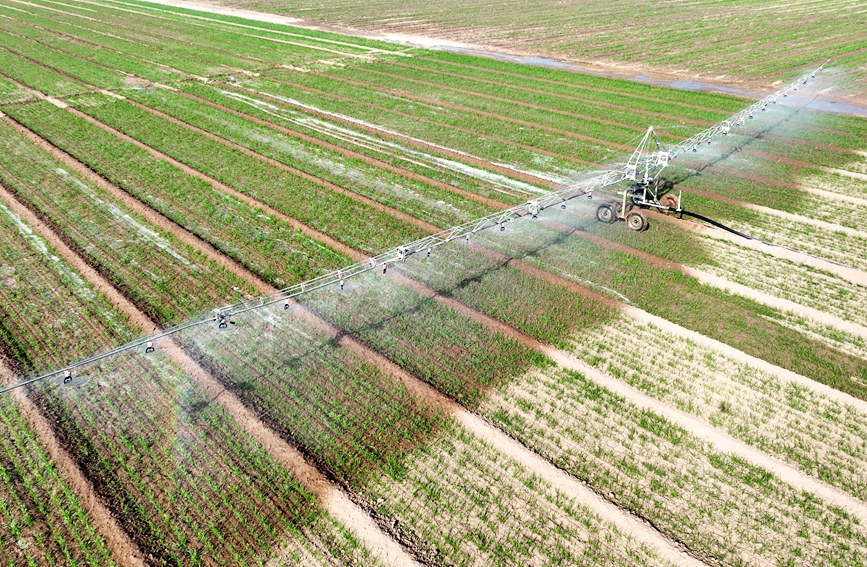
[0,63,826,394]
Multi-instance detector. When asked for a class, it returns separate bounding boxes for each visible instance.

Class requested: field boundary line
[0,363,147,567]
[0,157,421,567]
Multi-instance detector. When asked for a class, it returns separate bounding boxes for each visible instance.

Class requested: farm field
[0,0,866,565]
[163,0,867,102]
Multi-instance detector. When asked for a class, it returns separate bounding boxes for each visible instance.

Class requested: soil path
[0,364,147,567]
[0,166,419,567]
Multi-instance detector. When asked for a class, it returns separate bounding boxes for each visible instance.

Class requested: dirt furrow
[172,86,511,211]
[0,364,147,567]
[0,155,420,567]
[116,93,440,233]
[62,105,367,261]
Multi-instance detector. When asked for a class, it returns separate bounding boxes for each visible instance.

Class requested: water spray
[0,62,827,395]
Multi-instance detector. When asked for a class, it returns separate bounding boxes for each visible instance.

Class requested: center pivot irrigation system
[0,63,826,395]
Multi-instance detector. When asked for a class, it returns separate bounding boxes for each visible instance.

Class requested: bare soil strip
[0,163,419,567]
[0,364,147,567]
[651,212,867,287]
[118,93,440,233]
[62,106,367,261]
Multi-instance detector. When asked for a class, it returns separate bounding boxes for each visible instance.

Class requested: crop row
[119,85,496,227]
[402,216,867,397]
[0,182,378,565]
[176,81,537,205]
[180,304,442,487]
[365,419,670,566]
[23,0,383,65]
[482,365,867,565]
[271,249,867,562]
[67,93,428,252]
[572,311,867,501]
[589,213,867,328]
[0,118,257,325]
[0,396,115,567]
[0,47,90,99]
[4,101,350,287]
[5,1,269,74]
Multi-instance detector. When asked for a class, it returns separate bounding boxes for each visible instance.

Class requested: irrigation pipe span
[0,63,827,395]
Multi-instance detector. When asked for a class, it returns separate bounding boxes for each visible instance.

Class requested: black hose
[677,209,847,267]
[678,209,768,243]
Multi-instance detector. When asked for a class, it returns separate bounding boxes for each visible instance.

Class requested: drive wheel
[626,210,647,231]
[596,204,617,224]
[659,193,678,213]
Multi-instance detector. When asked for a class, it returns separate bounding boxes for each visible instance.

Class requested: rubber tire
[596,204,616,224]
[626,210,647,231]
[659,194,678,213]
